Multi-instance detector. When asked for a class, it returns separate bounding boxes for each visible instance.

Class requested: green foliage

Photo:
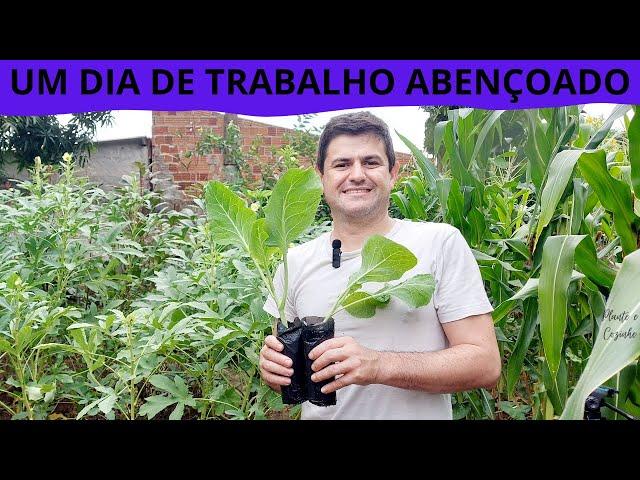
[0,113,113,171]
[4,105,640,421]
[326,236,436,320]
[401,105,640,419]
[0,155,300,419]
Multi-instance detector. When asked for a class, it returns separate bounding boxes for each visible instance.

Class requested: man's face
[318,134,399,221]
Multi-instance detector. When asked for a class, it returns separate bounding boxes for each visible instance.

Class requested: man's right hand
[259,335,294,393]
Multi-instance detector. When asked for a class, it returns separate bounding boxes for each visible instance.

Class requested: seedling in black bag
[204,168,323,404]
[303,234,437,406]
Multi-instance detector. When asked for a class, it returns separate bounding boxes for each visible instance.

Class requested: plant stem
[126,317,136,420]
[240,367,255,417]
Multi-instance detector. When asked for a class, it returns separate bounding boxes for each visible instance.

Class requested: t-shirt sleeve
[262,261,297,322]
[433,227,494,323]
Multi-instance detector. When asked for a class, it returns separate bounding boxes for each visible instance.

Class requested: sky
[88,104,620,154]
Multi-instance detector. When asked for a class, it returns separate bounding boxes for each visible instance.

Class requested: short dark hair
[316,111,395,173]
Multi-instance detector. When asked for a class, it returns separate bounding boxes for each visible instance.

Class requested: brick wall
[151,111,413,202]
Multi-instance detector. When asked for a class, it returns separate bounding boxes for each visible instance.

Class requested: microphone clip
[332,239,342,268]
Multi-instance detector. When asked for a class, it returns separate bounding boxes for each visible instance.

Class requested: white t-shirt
[263,219,493,420]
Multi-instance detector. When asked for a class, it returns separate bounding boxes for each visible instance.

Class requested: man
[260,111,500,420]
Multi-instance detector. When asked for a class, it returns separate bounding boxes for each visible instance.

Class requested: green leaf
[396,130,440,190]
[541,355,568,415]
[342,291,388,318]
[505,239,530,261]
[264,168,322,251]
[574,236,616,289]
[562,249,640,419]
[204,181,255,252]
[536,150,602,247]
[498,400,531,420]
[169,402,185,420]
[347,235,417,286]
[248,218,270,268]
[139,395,178,419]
[628,106,640,199]
[148,374,187,399]
[436,178,451,217]
[472,249,520,273]
[383,274,435,308]
[433,120,449,157]
[344,273,436,318]
[539,235,587,379]
[97,395,117,415]
[578,150,640,254]
[446,178,466,233]
[470,110,505,165]
[586,104,632,149]
[525,110,552,190]
[570,178,588,235]
[506,298,538,397]
[26,385,43,401]
[443,121,474,189]
[502,270,585,306]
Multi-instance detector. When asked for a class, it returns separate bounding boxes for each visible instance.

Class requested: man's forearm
[374,345,501,393]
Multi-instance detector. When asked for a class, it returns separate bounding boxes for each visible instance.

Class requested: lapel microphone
[332,239,342,268]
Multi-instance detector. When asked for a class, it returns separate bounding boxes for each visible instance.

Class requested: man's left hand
[308,336,382,394]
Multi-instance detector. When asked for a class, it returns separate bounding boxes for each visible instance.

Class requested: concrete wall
[1,137,151,190]
[77,137,151,190]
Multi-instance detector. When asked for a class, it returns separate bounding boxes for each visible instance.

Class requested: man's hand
[308,336,381,394]
[259,335,294,392]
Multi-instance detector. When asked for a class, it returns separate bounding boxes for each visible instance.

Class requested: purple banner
[0,60,637,115]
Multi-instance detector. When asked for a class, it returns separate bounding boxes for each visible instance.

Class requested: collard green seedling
[304,234,436,406]
[204,167,323,333]
[323,234,436,321]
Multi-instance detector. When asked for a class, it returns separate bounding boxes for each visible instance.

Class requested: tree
[0,112,113,172]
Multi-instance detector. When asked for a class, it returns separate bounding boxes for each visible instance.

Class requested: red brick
[174,173,193,181]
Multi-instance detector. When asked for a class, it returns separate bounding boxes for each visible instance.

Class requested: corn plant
[398,105,640,419]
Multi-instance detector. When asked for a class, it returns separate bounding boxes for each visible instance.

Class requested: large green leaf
[470,110,505,166]
[139,395,178,419]
[348,235,417,286]
[248,218,271,269]
[535,150,602,247]
[443,121,478,191]
[446,178,466,233]
[562,249,640,419]
[629,106,640,199]
[492,271,585,324]
[586,104,632,149]
[574,236,616,289]
[436,178,451,217]
[472,249,521,273]
[342,274,435,318]
[264,168,322,252]
[380,274,435,308]
[570,178,588,235]
[434,120,449,158]
[341,291,389,318]
[539,235,587,379]
[578,150,640,255]
[396,130,440,191]
[541,355,568,415]
[204,181,255,252]
[524,110,551,190]
[506,298,538,397]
